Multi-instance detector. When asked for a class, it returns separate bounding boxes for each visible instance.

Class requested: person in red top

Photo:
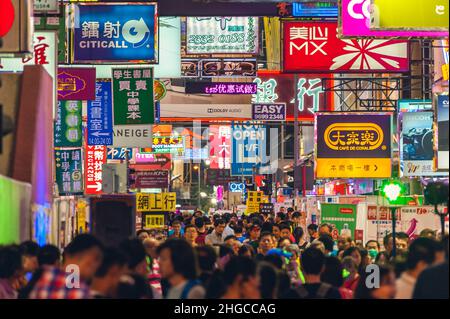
[29,234,103,299]
[194,217,208,246]
[342,256,360,292]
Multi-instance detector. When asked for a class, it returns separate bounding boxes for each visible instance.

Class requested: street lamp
[381,180,405,258]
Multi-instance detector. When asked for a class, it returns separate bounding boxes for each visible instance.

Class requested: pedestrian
[365,240,381,263]
[0,245,23,299]
[293,227,308,251]
[256,232,276,260]
[136,229,150,242]
[205,218,226,246]
[19,241,40,285]
[196,245,217,289]
[143,238,162,298]
[354,265,396,299]
[321,256,353,299]
[307,224,319,243]
[184,224,198,247]
[238,244,255,259]
[168,220,183,239]
[243,224,261,252]
[341,256,360,292]
[317,234,335,256]
[194,217,208,246]
[220,256,260,299]
[318,223,333,237]
[272,224,281,242]
[258,262,278,299]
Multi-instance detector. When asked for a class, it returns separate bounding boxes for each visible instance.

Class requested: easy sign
[252,103,286,121]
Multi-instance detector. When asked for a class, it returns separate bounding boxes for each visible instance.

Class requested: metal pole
[391,206,397,258]
[294,74,299,197]
[198,165,201,210]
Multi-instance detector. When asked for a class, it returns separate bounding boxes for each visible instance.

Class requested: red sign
[85,145,107,195]
[283,21,409,73]
[0,0,15,37]
[339,208,354,214]
[209,125,231,169]
[135,170,169,189]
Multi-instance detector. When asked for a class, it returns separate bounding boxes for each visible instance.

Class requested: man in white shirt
[205,219,226,246]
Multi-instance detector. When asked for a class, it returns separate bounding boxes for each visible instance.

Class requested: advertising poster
[136,192,177,212]
[209,125,231,170]
[54,101,82,147]
[400,112,445,176]
[57,67,96,100]
[87,81,113,146]
[320,203,357,240]
[231,123,267,176]
[55,149,83,196]
[283,21,409,73]
[339,0,448,38]
[437,94,449,169]
[370,0,449,31]
[135,170,169,189]
[85,145,107,195]
[186,17,258,54]
[70,3,158,63]
[315,113,392,178]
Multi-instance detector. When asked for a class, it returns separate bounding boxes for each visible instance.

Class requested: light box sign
[54,101,82,147]
[398,99,432,112]
[55,149,83,196]
[107,147,133,160]
[148,136,185,154]
[339,0,449,38]
[315,113,392,179]
[136,192,176,212]
[283,21,409,73]
[182,59,257,77]
[293,2,338,17]
[85,145,107,195]
[209,125,232,170]
[57,67,96,100]
[186,17,258,54]
[135,170,169,189]
[437,94,449,170]
[69,3,158,63]
[185,82,257,95]
[87,81,113,145]
[370,0,449,31]
[160,104,253,121]
[252,103,286,121]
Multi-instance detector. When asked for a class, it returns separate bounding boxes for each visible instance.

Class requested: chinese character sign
[315,113,392,178]
[209,125,231,170]
[185,82,257,95]
[246,191,267,215]
[55,149,83,196]
[112,68,155,125]
[54,101,82,147]
[57,67,96,100]
[70,3,158,63]
[142,212,166,230]
[186,17,258,54]
[85,145,107,195]
[136,193,177,212]
[148,136,185,154]
[283,21,409,73]
[107,147,134,160]
[88,81,113,145]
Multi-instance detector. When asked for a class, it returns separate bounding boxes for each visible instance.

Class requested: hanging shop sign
[283,21,409,73]
[134,153,172,170]
[252,103,286,121]
[231,123,267,176]
[315,113,392,178]
[34,0,59,14]
[339,0,449,38]
[142,212,166,230]
[57,67,96,100]
[147,136,185,155]
[259,203,274,214]
[398,99,432,113]
[136,192,177,212]
[181,59,257,77]
[112,125,153,148]
[400,112,445,177]
[229,182,246,193]
[69,3,158,63]
[160,104,253,121]
[55,149,83,196]
[54,101,82,147]
[436,94,449,170]
[87,81,113,145]
[209,125,232,170]
[135,170,169,189]
[246,191,267,215]
[186,17,258,54]
[185,82,257,95]
[320,203,357,240]
[252,73,334,121]
[85,145,107,195]
[107,147,134,161]
[370,0,449,31]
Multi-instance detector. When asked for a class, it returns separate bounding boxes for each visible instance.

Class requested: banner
[339,0,449,38]
[283,21,409,73]
[57,67,96,100]
[136,192,177,212]
[315,113,392,178]
[160,104,252,120]
[209,125,231,170]
[252,73,334,121]
[55,149,83,196]
[85,145,107,195]
[54,101,82,147]
[320,203,357,240]
[112,68,155,125]
[370,0,449,31]
[437,94,449,170]
[142,212,166,230]
[135,170,169,189]
[252,103,286,121]
[186,17,258,54]
[70,3,158,63]
[231,123,267,176]
[87,81,113,145]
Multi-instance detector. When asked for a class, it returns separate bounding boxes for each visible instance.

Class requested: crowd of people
[0,208,448,299]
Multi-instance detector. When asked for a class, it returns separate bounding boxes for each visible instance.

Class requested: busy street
[0,0,449,308]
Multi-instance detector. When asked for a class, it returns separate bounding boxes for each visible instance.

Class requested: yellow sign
[137,192,177,212]
[143,212,166,229]
[246,191,268,215]
[316,158,391,179]
[324,123,384,151]
[442,64,449,81]
[76,201,87,233]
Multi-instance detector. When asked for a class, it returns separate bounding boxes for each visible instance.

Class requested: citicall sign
[0,0,15,37]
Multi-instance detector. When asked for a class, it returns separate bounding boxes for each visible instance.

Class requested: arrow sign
[87,182,102,192]
[374,165,378,171]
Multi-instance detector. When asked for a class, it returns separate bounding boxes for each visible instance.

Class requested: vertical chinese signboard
[209,125,231,170]
[54,101,82,147]
[88,81,113,145]
[55,149,83,196]
[85,145,107,195]
[436,94,449,170]
[320,203,357,240]
[283,21,409,73]
[315,113,392,178]
[136,193,177,212]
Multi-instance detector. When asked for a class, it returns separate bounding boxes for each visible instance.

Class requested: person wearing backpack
[157,239,205,299]
[283,247,341,299]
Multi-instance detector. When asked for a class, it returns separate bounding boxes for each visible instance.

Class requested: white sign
[34,0,59,13]
[113,125,153,148]
[160,104,253,120]
[186,17,259,54]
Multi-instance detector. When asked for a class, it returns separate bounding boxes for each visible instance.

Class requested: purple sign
[340,0,448,38]
[252,103,286,121]
[185,82,257,95]
[57,68,96,100]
